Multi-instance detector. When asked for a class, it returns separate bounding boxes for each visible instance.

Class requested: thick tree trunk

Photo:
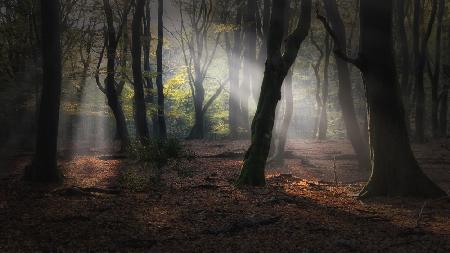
[187,80,205,139]
[323,0,370,170]
[24,0,62,182]
[132,0,150,144]
[358,0,445,198]
[143,0,158,138]
[156,0,167,139]
[318,34,331,140]
[237,0,311,186]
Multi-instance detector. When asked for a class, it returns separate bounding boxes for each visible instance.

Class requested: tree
[143,0,159,137]
[241,0,258,132]
[178,0,224,139]
[156,0,167,139]
[224,1,244,138]
[132,0,150,144]
[413,0,437,143]
[100,0,132,150]
[428,0,445,138]
[336,0,446,197]
[24,0,62,182]
[237,0,312,186]
[318,33,331,140]
[322,0,370,170]
[311,30,323,138]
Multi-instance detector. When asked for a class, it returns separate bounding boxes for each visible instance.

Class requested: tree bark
[430,0,445,138]
[240,0,258,133]
[103,0,130,150]
[132,0,150,144]
[269,69,293,165]
[396,0,412,134]
[156,0,167,139]
[226,6,243,138]
[318,34,331,140]
[322,0,370,170]
[143,0,158,138]
[237,0,311,186]
[358,0,446,198]
[414,0,437,143]
[24,0,62,182]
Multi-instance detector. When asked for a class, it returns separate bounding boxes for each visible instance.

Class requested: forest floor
[0,139,449,252]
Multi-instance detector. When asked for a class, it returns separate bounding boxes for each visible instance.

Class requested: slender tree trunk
[143,0,158,138]
[227,7,243,138]
[269,69,293,165]
[156,0,167,139]
[240,0,257,133]
[132,0,150,144]
[430,0,445,138]
[414,0,437,143]
[323,0,370,170]
[237,0,311,186]
[103,0,130,150]
[358,0,445,198]
[396,0,412,134]
[318,34,331,140]
[24,0,62,182]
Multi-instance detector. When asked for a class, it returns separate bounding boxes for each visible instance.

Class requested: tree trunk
[396,0,412,134]
[430,0,445,138]
[103,0,129,150]
[24,0,62,182]
[132,0,150,144]
[156,0,167,139]
[227,7,243,138]
[240,0,257,133]
[358,0,445,198]
[187,81,205,139]
[318,34,331,140]
[237,0,311,186]
[269,69,293,165]
[143,0,158,138]
[323,0,370,170]
[414,0,437,143]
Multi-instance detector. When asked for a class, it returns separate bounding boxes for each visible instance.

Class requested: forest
[0,0,449,252]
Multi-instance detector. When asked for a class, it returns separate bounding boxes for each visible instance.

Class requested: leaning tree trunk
[156,0,167,139]
[132,0,150,144]
[358,0,445,198]
[323,0,370,170]
[237,0,311,186]
[24,0,62,182]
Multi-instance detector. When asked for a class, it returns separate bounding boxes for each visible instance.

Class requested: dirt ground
[0,139,449,252]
